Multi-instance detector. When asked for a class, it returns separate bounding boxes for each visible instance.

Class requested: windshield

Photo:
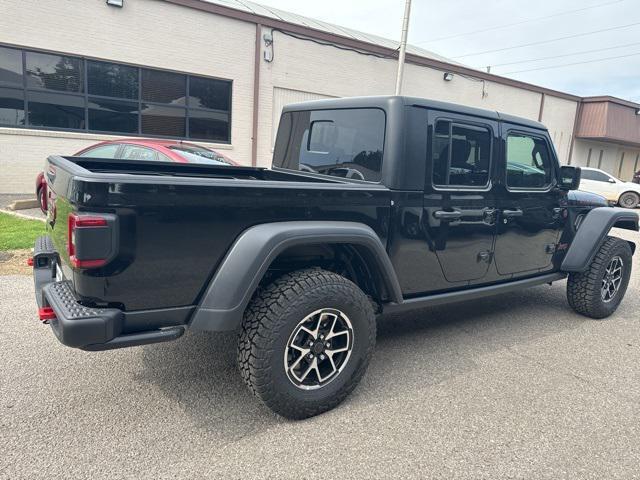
[168,145,232,165]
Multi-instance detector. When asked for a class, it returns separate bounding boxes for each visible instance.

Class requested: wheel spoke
[298,358,317,382]
[327,344,349,354]
[326,329,348,341]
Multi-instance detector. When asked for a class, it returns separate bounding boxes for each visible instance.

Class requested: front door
[422,113,499,284]
[494,127,565,277]
[579,169,619,203]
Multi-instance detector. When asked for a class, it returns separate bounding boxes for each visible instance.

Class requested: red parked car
[36,139,237,213]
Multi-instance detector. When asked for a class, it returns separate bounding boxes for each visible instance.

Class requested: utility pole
[394,0,412,95]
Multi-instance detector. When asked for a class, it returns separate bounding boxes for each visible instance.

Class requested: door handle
[502,209,523,218]
[434,210,462,221]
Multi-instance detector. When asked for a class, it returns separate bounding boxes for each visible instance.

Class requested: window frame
[504,129,557,192]
[0,44,233,143]
[430,115,494,192]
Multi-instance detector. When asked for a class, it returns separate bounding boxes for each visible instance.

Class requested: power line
[415,0,624,44]
[453,21,640,58]
[503,51,640,74]
[487,41,640,68]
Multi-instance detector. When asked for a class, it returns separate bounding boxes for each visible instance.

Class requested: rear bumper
[33,235,185,351]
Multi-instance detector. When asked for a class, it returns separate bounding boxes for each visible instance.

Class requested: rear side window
[506,133,553,189]
[120,145,160,162]
[432,120,491,188]
[273,108,385,182]
[78,144,120,159]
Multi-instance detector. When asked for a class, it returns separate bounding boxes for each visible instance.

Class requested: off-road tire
[619,191,640,209]
[237,268,376,420]
[567,236,632,319]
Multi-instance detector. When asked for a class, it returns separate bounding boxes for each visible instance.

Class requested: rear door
[422,112,499,284]
[494,126,565,276]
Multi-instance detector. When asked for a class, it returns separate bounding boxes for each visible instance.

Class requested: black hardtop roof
[282,95,547,131]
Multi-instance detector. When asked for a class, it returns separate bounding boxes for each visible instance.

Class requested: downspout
[567,100,583,166]
[251,23,262,167]
[537,92,545,122]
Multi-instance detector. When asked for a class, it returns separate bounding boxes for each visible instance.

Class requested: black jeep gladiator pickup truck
[33,96,638,419]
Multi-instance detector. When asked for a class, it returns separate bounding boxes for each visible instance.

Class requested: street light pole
[394,0,412,95]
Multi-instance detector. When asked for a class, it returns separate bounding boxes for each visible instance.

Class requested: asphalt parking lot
[1,229,639,479]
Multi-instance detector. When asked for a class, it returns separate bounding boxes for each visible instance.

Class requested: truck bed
[46,155,391,313]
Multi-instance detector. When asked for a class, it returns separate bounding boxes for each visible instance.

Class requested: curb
[0,208,46,222]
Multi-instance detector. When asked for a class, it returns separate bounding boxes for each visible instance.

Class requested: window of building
[432,120,491,188]
[273,108,385,182]
[506,133,553,189]
[0,47,232,142]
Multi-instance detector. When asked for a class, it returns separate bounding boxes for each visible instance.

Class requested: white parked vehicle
[579,167,640,209]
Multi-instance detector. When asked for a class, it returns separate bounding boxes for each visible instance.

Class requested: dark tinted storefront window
[0,47,231,141]
[27,90,84,129]
[141,104,186,137]
[0,87,25,126]
[26,52,83,92]
[0,46,23,87]
[273,108,385,182]
[88,61,138,99]
[142,69,185,105]
[88,97,138,133]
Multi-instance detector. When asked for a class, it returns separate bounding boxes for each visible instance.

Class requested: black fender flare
[561,207,638,273]
[189,221,402,331]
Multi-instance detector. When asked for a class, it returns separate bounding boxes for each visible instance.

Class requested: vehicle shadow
[136,281,583,436]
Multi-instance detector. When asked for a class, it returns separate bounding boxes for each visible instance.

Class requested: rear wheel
[618,191,640,209]
[237,268,376,419]
[567,236,632,319]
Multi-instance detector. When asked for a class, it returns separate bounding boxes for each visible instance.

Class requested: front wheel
[567,236,632,319]
[618,191,640,209]
[237,268,376,419]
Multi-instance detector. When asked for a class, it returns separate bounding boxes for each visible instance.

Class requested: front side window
[432,120,491,188]
[506,133,554,189]
[273,108,385,182]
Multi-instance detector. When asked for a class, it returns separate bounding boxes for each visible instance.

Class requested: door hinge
[545,243,557,254]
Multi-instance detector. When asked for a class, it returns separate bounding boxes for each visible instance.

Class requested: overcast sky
[253,0,640,101]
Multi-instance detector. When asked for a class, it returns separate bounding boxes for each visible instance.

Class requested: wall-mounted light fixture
[106,0,123,7]
[443,72,454,82]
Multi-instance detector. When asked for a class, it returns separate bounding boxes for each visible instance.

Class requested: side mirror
[608,178,616,183]
[559,165,581,190]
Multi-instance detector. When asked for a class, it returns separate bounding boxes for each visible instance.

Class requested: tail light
[67,213,109,268]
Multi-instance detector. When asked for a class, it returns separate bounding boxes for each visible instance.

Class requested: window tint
[189,109,229,142]
[120,145,159,161]
[142,69,185,105]
[27,90,84,129]
[273,109,385,182]
[189,76,230,110]
[2,47,232,142]
[0,46,23,87]
[0,87,25,126]
[88,98,138,133]
[141,104,186,137]
[432,121,491,187]
[87,61,138,99]
[25,52,83,92]
[581,169,612,182]
[506,134,553,189]
[79,144,121,159]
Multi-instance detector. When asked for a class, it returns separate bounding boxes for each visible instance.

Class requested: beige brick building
[1,0,639,193]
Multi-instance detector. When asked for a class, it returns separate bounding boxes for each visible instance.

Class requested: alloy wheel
[601,255,623,303]
[284,308,354,390]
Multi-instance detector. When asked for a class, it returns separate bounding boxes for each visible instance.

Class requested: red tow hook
[38,307,56,323]
[27,257,34,266]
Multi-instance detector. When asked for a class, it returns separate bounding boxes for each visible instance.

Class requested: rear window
[273,108,385,182]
